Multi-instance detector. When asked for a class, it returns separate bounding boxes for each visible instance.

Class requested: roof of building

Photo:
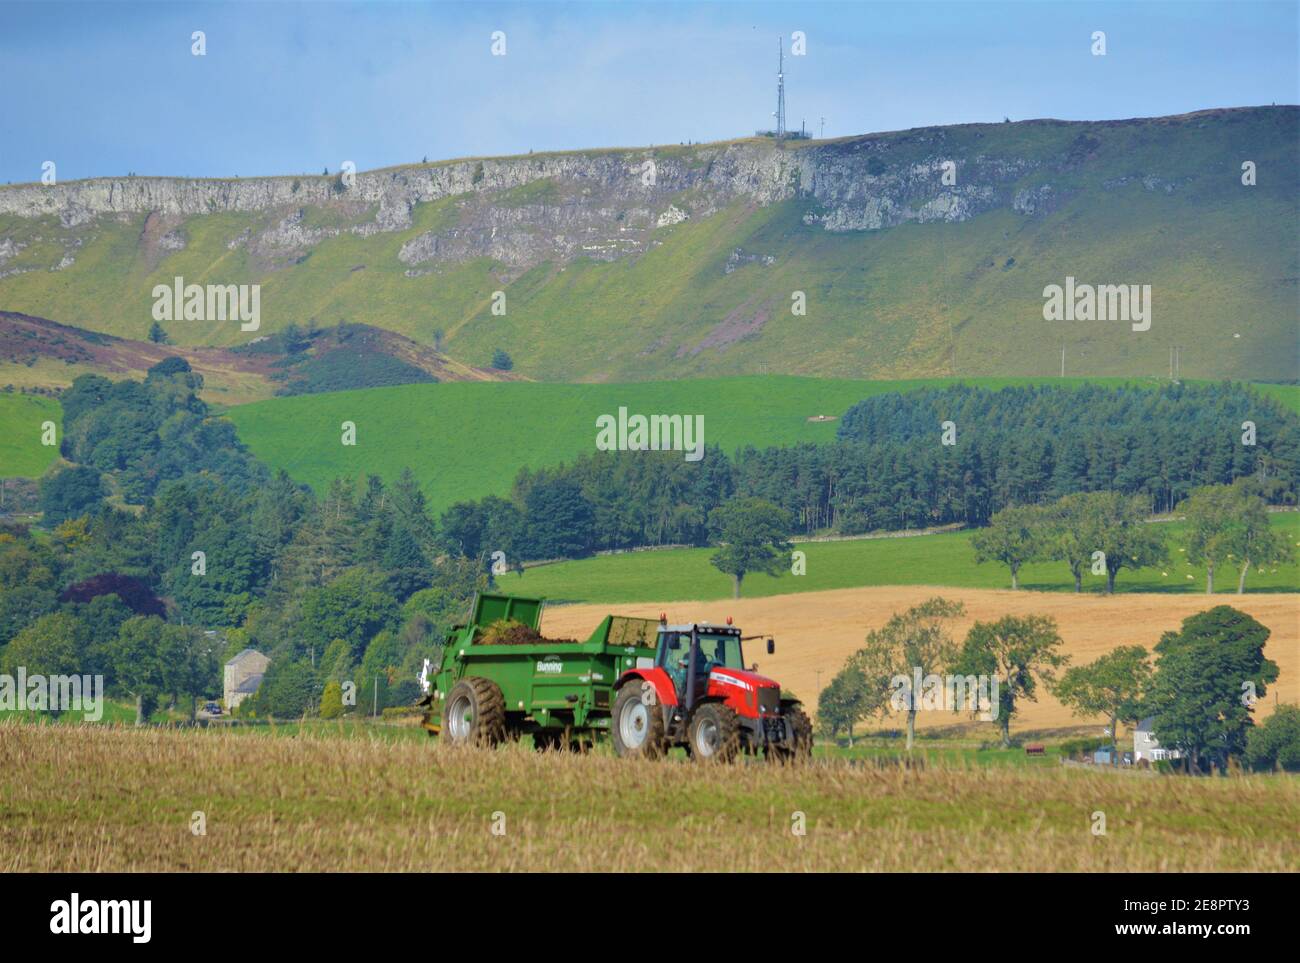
[232,673,265,695]
[225,648,269,668]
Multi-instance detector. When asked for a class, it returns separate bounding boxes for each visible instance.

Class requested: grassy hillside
[224,374,1183,513]
[508,513,1300,604]
[450,187,1298,384]
[0,393,60,478]
[1,108,1294,382]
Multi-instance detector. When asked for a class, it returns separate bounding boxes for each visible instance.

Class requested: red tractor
[610,618,813,763]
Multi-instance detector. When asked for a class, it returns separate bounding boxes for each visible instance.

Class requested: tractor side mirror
[766,638,775,655]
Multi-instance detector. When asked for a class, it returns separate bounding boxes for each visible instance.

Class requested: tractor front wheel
[611,683,666,759]
[688,703,741,763]
[766,705,813,764]
[443,677,507,748]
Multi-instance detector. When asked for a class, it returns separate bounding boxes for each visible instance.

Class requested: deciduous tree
[1147,606,1278,774]
[707,497,793,598]
[848,597,965,749]
[954,614,1067,747]
[109,615,167,725]
[1053,645,1151,764]
[971,504,1047,589]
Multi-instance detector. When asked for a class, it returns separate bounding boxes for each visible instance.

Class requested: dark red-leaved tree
[59,573,166,618]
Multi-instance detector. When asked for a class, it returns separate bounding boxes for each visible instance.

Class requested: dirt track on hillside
[542,587,1300,736]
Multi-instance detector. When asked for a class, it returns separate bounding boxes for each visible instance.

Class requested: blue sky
[2,0,1296,182]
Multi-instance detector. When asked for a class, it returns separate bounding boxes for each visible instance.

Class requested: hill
[508,513,1300,603]
[0,310,517,405]
[1,107,1295,382]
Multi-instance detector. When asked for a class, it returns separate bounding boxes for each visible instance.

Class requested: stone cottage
[223,648,270,710]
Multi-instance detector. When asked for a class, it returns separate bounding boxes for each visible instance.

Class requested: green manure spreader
[419,592,812,762]
[419,592,659,751]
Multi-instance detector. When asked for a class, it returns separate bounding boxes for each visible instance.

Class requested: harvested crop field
[541,587,1300,733]
[1,722,1296,872]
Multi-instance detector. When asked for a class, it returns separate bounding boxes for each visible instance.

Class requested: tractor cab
[652,621,779,714]
[657,623,751,703]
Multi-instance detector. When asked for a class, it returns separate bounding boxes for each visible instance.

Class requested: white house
[1134,717,1182,763]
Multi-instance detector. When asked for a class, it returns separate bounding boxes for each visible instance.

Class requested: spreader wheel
[442,677,507,747]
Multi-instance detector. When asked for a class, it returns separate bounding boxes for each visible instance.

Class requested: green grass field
[505,513,1300,604]
[1254,382,1300,414]
[222,374,987,511]
[0,393,60,478]
[224,375,1296,513]
[224,374,881,511]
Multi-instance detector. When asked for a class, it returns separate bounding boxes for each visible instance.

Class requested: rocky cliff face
[2,107,1287,280]
[0,116,1138,275]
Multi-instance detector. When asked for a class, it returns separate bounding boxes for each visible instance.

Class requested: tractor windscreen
[697,633,745,671]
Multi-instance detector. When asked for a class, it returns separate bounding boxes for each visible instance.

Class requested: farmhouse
[1134,717,1183,763]
[224,648,270,710]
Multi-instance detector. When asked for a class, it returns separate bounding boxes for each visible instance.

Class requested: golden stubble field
[2,722,1296,872]
[542,587,1300,734]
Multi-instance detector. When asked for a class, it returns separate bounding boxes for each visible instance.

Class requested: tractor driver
[664,631,709,702]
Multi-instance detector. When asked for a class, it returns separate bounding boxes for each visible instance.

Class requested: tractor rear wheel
[766,705,813,764]
[611,683,666,759]
[687,703,741,763]
[443,677,507,748]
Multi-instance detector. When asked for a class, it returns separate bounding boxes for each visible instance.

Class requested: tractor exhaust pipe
[684,625,699,715]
